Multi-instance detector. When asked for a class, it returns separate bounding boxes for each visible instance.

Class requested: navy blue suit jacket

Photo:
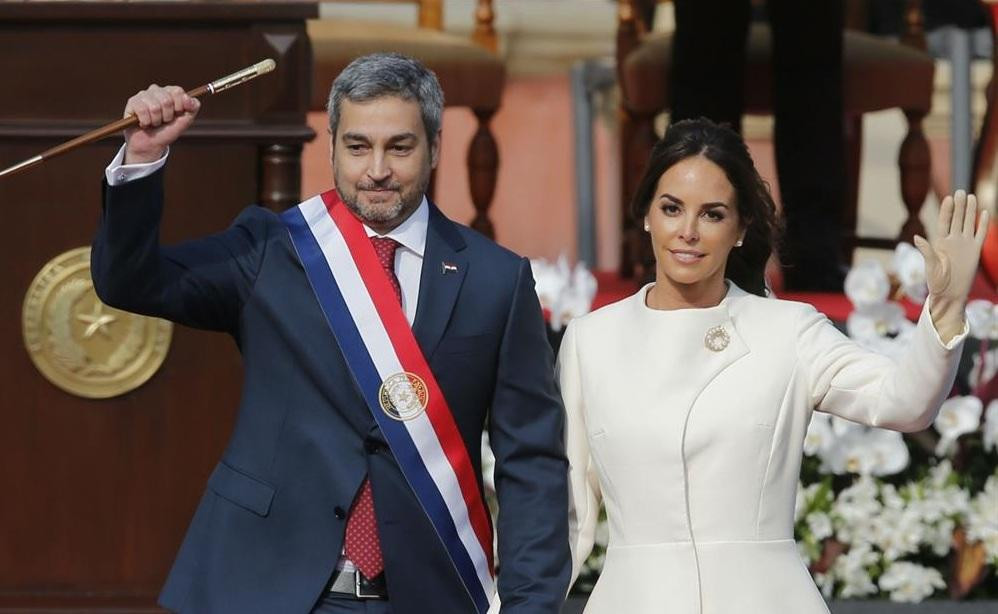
[91,170,571,614]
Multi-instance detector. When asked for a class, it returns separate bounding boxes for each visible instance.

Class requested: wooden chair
[308,0,503,237]
[616,0,935,278]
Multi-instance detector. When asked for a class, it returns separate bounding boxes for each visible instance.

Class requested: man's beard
[335,166,430,226]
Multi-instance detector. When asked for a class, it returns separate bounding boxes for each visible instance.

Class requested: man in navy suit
[92,53,571,614]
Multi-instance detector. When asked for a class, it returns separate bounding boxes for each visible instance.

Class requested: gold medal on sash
[378,372,429,421]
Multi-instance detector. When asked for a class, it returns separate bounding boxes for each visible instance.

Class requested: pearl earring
[735,239,744,247]
[644,222,650,232]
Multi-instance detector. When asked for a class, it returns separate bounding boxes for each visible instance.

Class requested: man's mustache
[357,182,401,191]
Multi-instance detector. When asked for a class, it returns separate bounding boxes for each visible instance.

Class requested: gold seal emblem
[22,247,172,399]
[704,325,730,352]
[378,372,429,421]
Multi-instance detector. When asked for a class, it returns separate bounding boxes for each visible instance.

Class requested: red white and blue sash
[280,191,495,611]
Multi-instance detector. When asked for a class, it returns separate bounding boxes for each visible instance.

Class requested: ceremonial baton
[0,59,277,179]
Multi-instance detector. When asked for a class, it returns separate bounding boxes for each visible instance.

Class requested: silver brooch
[704,325,730,352]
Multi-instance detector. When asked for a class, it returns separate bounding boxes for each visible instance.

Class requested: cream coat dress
[561,283,966,614]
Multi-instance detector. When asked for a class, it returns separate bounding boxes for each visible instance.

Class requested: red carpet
[591,271,998,322]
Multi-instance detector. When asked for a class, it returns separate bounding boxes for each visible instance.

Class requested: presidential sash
[280,191,495,612]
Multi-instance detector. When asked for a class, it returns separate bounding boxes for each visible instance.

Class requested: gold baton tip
[208,59,278,94]
[255,59,277,75]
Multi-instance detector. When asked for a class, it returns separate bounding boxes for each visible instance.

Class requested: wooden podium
[0,2,316,610]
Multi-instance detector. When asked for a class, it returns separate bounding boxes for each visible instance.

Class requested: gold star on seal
[76,301,117,339]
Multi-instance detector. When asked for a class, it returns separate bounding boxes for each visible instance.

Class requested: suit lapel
[412,203,468,361]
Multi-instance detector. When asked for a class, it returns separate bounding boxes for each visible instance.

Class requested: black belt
[328,569,388,600]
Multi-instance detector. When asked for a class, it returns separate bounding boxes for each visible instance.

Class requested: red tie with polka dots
[344,237,400,579]
[369,237,403,304]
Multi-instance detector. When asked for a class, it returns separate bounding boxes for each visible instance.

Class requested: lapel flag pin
[441,261,459,275]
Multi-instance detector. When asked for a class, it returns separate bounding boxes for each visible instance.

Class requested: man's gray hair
[327,53,445,144]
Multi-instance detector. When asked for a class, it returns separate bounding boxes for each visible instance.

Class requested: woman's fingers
[951,190,967,236]
[964,193,978,236]
[939,194,954,237]
[914,235,938,271]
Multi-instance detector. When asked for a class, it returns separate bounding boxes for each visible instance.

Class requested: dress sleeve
[559,321,603,585]
[797,298,968,432]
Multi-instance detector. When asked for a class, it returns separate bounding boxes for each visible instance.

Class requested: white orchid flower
[965,475,998,564]
[824,428,879,475]
[870,506,923,561]
[893,242,928,304]
[832,478,882,545]
[795,482,820,522]
[933,396,983,456]
[844,260,890,310]
[925,517,957,556]
[927,459,957,489]
[804,412,834,457]
[820,416,862,472]
[832,543,879,598]
[806,511,834,541]
[823,426,908,476]
[532,257,597,331]
[529,258,566,312]
[814,572,835,599]
[551,291,588,331]
[847,301,908,341]
[550,262,598,331]
[845,300,914,360]
[866,428,910,476]
[984,400,998,453]
[878,561,945,603]
[555,253,572,285]
[965,299,998,340]
[968,348,998,389]
[831,415,865,438]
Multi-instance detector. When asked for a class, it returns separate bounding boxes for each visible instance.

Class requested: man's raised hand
[123,84,200,165]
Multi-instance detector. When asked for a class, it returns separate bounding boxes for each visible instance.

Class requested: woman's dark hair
[630,118,781,296]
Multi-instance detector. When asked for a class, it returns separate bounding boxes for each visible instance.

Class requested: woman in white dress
[560,118,988,614]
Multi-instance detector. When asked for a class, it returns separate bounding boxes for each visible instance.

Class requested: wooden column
[898,109,931,243]
[260,143,305,211]
[468,108,499,239]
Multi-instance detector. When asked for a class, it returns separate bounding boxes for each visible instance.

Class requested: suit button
[334,506,346,520]
[364,440,384,454]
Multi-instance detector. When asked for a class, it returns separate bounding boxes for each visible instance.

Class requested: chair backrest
[343,0,498,51]
[616,0,927,56]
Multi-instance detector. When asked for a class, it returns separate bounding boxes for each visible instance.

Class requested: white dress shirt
[105,145,427,325]
[362,200,426,325]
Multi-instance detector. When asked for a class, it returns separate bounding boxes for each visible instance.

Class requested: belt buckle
[354,570,381,600]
